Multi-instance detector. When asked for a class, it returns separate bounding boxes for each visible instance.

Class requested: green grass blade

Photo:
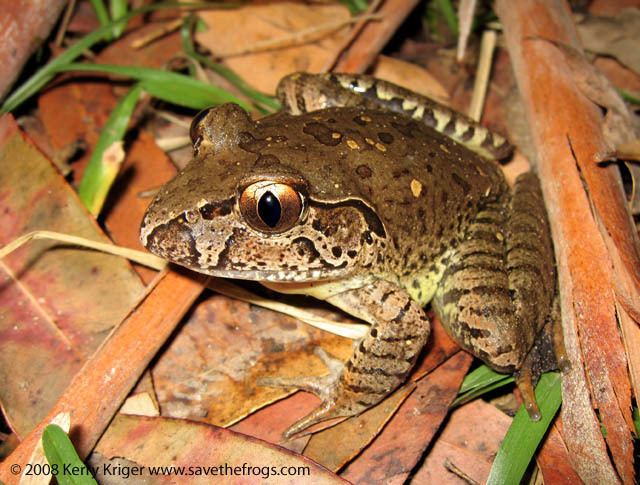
[453,375,514,408]
[53,63,250,110]
[0,2,224,113]
[42,424,98,485]
[109,0,129,38]
[434,0,459,36]
[486,372,562,485]
[89,0,111,30]
[78,84,142,215]
[180,16,280,113]
[619,88,640,105]
[458,364,508,394]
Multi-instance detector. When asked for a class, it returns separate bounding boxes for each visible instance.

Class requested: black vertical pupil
[258,192,281,228]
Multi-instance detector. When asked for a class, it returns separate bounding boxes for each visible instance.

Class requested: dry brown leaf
[578,8,640,75]
[536,421,583,484]
[93,414,345,484]
[196,3,352,94]
[541,38,639,153]
[412,400,511,484]
[152,294,353,428]
[371,55,450,103]
[0,115,144,439]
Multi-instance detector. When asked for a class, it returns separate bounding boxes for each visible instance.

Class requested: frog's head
[140,104,388,282]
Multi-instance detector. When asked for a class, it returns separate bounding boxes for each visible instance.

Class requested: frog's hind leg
[507,172,561,417]
[433,172,560,418]
[261,280,430,438]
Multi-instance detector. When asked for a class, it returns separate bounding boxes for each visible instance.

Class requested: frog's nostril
[185,210,199,224]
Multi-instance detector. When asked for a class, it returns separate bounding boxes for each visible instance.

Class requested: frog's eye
[239,181,303,233]
[189,107,213,144]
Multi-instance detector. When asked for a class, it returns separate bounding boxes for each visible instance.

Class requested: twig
[468,29,496,121]
[456,0,477,62]
[55,0,78,47]
[323,0,384,72]
[332,0,422,73]
[218,13,382,58]
[131,18,183,49]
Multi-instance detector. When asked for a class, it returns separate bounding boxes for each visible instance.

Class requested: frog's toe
[258,371,338,401]
[515,367,541,421]
[258,346,344,399]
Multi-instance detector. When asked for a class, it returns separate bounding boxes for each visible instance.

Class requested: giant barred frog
[140,73,563,437]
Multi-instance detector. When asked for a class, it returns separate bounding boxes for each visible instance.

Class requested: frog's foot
[259,348,366,438]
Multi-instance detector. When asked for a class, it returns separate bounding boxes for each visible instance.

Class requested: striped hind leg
[433,172,560,418]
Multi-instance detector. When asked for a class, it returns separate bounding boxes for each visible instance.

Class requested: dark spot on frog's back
[378,132,394,144]
[238,131,263,153]
[390,120,417,138]
[353,114,370,126]
[356,164,372,179]
[451,172,472,196]
[303,121,342,146]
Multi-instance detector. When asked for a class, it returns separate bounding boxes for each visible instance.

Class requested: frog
[140,72,564,438]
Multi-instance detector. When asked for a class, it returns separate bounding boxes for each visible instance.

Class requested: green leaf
[434,0,459,36]
[486,372,562,485]
[53,63,250,110]
[89,0,111,30]
[78,84,142,215]
[619,88,640,105]
[0,2,226,113]
[458,364,508,394]
[452,364,514,407]
[109,0,129,38]
[42,424,98,485]
[633,407,639,436]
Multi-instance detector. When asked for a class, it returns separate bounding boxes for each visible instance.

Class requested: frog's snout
[140,215,200,268]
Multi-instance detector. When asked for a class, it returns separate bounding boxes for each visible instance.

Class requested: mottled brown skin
[140,73,561,437]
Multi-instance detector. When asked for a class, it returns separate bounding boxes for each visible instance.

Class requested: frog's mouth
[142,217,357,282]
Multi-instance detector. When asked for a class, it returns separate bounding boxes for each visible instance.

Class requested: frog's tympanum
[140,73,564,437]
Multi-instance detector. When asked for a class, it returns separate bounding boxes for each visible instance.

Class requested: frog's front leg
[433,172,559,418]
[263,280,430,438]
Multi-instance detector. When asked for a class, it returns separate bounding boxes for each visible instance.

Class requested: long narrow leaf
[109,0,129,38]
[78,84,142,215]
[89,0,111,29]
[452,375,514,407]
[42,424,98,485]
[458,363,509,394]
[0,2,227,113]
[54,63,250,110]
[486,372,562,485]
